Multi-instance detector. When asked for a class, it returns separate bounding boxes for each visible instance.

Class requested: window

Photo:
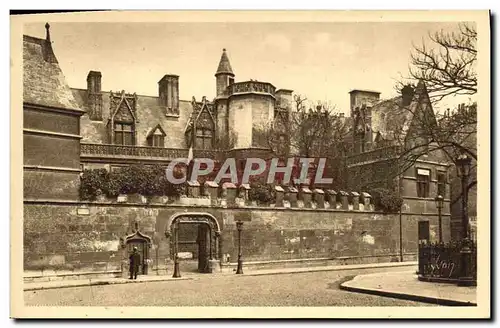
[148,133,165,148]
[114,122,134,145]
[195,128,213,150]
[228,77,234,85]
[416,168,430,198]
[437,171,447,197]
[151,135,164,147]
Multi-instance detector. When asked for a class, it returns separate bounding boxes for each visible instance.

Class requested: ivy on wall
[79,164,186,201]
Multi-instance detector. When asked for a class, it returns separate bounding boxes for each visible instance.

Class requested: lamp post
[456,153,474,286]
[434,194,444,243]
[236,221,244,274]
[172,222,181,278]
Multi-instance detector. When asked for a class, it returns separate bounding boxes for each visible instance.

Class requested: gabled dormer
[107,90,138,145]
[146,124,166,148]
[184,96,216,149]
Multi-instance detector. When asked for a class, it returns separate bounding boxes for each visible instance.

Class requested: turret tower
[215,48,235,98]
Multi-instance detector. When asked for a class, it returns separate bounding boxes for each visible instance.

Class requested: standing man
[129,247,141,279]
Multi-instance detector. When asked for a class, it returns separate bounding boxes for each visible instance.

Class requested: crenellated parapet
[227,81,276,98]
[101,181,374,212]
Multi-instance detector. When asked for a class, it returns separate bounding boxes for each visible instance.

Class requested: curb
[24,277,193,291]
[339,279,477,306]
[241,262,417,277]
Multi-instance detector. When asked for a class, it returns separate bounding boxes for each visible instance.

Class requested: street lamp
[456,153,474,286]
[434,194,444,243]
[236,221,244,274]
[171,222,181,278]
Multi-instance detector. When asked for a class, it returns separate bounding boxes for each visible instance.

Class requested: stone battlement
[80,182,374,212]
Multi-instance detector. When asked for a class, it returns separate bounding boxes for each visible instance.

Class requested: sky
[24,21,470,114]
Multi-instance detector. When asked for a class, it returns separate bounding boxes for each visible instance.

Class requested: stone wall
[228,96,254,148]
[23,198,449,274]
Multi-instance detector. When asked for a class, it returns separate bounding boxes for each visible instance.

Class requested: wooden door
[197,224,211,273]
[418,220,430,243]
[127,240,146,274]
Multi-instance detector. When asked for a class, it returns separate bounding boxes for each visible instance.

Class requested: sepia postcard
[10,10,490,319]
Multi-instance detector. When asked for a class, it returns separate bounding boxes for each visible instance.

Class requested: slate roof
[369,80,429,144]
[72,88,195,147]
[23,35,80,111]
[215,48,234,76]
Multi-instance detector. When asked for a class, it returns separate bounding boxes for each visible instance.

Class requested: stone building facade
[346,82,452,237]
[23,24,84,201]
[75,47,293,173]
[22,24,452,279]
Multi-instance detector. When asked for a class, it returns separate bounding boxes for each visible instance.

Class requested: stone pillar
[326,190,337,208]
[313,188,325,208]
[286,186,298,208]
[275,185,284,207]
[204,181,219,205]
[350,191,360,210]
[187,180,200,197]
[300,187,312,208]
[360,192,372,210]
[339,190,349,210]
[239,183,251,204]
[222,182,237,206]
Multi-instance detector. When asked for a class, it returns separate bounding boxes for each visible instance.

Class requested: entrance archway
[165,212,221,273]
[123,222,152,275]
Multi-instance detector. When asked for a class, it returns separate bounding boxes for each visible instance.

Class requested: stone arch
[164,212,222,272]
[165,212,221,234]
[121,222,153,275]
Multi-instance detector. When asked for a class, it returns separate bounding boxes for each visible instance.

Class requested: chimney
[401,84,415,107]
[159,74,179,115]
[348,90,380,117]
[87,71,103,121]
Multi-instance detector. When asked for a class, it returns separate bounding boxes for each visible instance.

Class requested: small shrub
[105,172,124,198]
[369,188,403,213]
[79,168,108,201]
[80,165,187,200]
[248,181,275,204]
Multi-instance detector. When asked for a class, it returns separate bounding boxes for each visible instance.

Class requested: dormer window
[146,124,167,148]
[195,128,213,149]
[114,122,135,146]
[150,132,165,148]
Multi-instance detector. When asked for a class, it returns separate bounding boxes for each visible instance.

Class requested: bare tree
[401,23,477,102]
[390,22,478,210]
[255,94,350,188]
[382,98,477,210]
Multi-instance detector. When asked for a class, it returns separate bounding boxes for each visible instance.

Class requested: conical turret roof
[215,48,234,76]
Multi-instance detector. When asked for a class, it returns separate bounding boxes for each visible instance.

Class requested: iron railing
[418,241,477,281]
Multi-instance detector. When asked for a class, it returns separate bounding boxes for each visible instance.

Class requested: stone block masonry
[23,201,447,276]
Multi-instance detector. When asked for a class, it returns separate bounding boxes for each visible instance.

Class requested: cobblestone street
[24,267,434,307]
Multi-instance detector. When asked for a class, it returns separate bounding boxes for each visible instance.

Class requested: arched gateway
[165,212,221,273]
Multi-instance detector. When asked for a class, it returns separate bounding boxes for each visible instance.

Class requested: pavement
[24,265,431,307]
[24,261,417,291]
[340,270,477,306]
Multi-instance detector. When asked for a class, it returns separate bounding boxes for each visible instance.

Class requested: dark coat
[129,252,141,270]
